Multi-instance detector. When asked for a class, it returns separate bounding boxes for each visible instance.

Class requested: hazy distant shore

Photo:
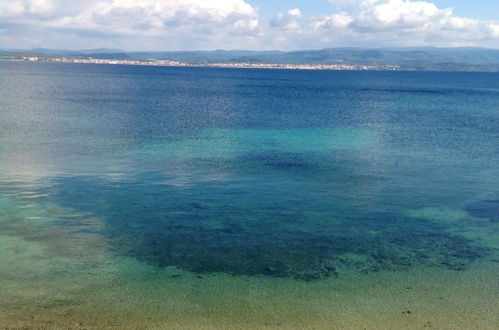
[1,57,400,71]
[2,47,499,71]
[3,57,499,72]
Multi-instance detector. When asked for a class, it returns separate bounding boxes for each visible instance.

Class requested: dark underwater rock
[465,199,499,223]
[46,176,491,281]
[106,214,488,280]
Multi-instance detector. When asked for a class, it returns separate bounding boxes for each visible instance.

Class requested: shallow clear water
[1,62,498,328]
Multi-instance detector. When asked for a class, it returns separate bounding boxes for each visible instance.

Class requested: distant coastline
[0,56,400,71]
[2,47,499,72]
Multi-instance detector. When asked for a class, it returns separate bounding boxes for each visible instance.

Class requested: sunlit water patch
[130,127,379,160]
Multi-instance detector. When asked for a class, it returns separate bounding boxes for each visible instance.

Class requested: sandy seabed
[1,258,498,329]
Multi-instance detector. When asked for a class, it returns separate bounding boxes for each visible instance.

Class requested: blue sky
[1,0,498,50]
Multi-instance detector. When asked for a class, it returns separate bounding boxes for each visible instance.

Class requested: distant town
[2,56,401,71]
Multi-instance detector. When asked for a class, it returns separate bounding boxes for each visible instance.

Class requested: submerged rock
[43,176,491,281]
[465,199,499,223]
[106,216,487,280]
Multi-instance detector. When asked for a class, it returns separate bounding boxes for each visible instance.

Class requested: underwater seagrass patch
[104,211,488,280]
[38,176,491,281]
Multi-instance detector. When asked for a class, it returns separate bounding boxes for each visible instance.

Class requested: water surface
[1,62,498,328]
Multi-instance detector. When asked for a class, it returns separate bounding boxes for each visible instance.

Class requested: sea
[0,61,498,329]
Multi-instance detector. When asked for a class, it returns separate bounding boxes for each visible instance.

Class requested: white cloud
[0,0,498,50]
[312,12,352,30]
[271,8,302,31]
[265,8,303,49]
[0,0,260,49]
[352,0,450,30]
[0,0,56,19]
[52,0,259,36]
[311,0,499,47]
[489,24,499,38]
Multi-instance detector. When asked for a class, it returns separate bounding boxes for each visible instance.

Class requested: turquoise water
[0,62,498,328]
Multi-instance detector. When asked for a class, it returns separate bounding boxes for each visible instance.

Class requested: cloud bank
[310,0,499,48]
[0,0,498,50]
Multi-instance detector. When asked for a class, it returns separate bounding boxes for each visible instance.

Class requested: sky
[1,0,498,51]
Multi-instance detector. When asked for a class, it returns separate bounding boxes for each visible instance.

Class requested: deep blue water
[1,62,498,280]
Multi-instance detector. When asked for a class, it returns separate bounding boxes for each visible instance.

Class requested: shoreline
[0,57,402,71]
[3,58,499,72]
